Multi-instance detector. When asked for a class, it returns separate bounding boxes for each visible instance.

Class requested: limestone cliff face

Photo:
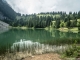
[0,12,4,20]
[0,20,9,28]
[0,20,9,34]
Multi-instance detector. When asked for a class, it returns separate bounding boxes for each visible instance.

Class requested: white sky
[5,0,80,14]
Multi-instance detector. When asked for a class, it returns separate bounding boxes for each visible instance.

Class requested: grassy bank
[10,26,80,34]
[58,27,79,33]
[12,26,48,30]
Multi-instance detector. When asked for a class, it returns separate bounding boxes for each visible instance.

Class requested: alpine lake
[0,28,80,55]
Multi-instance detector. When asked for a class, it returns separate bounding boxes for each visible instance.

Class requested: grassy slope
[37,14,60,18]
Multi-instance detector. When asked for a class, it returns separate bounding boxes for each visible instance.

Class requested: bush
[64,40,79,57]
[78,27,80,30]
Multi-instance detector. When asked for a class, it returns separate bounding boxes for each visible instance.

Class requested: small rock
[31,56,34,58]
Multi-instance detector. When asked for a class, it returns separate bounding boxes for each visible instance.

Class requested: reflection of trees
[50,29,80,44]
[0,29,54,44]
[59,32,65,38]
[0,29,80,49]
[51,30,60,38]
[59,32,70,38]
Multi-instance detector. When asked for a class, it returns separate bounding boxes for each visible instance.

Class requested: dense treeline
[13,14,52,28]
[0,0,80,29]
[8,11,80,29]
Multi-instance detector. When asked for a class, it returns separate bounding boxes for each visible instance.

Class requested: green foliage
[64,40,80,57]
[77,21,80,27]
[51,21,56,28]
[11,11,79,28]
[78,11,80,19]
[0,2,80,29]
[77,20,80,30]
[78,27,80,30]
[70,20,75,27]
[60,21,64,27]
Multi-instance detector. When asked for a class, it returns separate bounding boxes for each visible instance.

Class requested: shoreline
[24,53,61,60]
[11,27,79,33]
[58,27,79,33]
[0,52,77,60]
[0,52,62,60]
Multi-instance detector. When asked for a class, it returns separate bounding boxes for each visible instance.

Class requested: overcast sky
[5,0,80,14]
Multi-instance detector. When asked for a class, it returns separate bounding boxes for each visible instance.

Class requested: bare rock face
[0,21,9,28]
[0,12,5,20]
[0,20,9,34]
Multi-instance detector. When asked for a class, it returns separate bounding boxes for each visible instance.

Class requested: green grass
[12,26,28,29]
[69,27,79,33]
[77,19,80,22]
[58,27,79,33]
[58,28,69,32]
[69,27,78,31]
[37,14,60,18]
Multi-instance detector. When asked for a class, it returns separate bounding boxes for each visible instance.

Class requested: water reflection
[0,40,71,60]
[0,29,80,55]
[0,29,80,46]
[11,39,70,54]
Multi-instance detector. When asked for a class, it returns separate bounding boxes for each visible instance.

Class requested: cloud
[5,0,80,14]
[54,0,80,13]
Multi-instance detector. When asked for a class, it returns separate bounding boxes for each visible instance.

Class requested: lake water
[0,29,80,54]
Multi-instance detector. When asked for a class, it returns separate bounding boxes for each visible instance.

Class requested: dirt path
[24,53,62,60]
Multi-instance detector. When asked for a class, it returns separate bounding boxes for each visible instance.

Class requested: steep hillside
[0,12,5,20]
[0,20,9,28]
[0,0,17,20]
[0,20,9,34]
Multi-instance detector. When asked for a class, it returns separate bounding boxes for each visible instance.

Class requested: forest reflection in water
[0,29,80,55]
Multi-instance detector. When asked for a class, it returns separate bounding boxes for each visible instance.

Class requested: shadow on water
[0,44,11,55]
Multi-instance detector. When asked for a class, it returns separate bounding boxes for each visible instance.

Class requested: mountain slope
[0,20,9,28]
[0,0,17,20]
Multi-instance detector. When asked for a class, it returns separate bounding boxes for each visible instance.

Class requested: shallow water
[11,40,68,54]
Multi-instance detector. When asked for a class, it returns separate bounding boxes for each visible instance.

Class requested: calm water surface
[0,29,80,54]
